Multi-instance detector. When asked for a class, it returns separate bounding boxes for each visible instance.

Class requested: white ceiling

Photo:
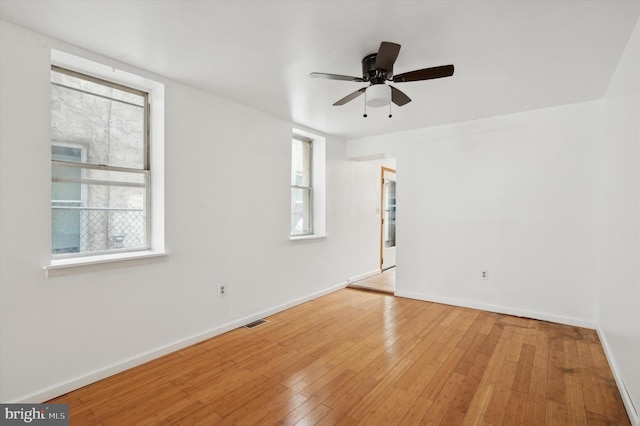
[1,0,639,140]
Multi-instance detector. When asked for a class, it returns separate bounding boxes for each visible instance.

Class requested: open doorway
[348,164,396,294]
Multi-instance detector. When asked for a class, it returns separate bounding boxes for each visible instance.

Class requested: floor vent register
[243,319,269,329]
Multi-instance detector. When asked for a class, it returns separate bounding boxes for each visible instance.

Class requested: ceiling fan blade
[390,86,411,106]
[310,72,364,82]
[375,42,401,71]
[333,88,367,106]
[392,64,454,83]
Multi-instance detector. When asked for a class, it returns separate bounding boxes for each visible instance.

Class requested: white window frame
[45,50,166,276]
[290,128,326,241]
[50,66,151,258]
[291,135,314,236]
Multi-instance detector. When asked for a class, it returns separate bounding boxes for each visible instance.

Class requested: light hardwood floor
[48,289,629,425]
[348,268,396,294]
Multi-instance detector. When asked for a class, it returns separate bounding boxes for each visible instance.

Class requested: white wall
[598,17,640,423]
[348,101,602,327]
[0,20,363,402]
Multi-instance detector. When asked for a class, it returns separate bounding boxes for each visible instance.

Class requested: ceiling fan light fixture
[310,41,454,110]
[366,84,391,108]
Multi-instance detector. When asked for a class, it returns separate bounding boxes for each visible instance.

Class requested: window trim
[290,128,326,241]
[45,49,166,274]
[291,135,314,237]
[43,250,168,278]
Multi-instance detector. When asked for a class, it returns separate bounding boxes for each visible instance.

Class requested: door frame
[380,166,396,270]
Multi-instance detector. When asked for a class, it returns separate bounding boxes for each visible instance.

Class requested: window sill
[44,250,168,277]
[289,234,327,243]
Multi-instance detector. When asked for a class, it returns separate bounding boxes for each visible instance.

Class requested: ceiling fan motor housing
[362,53,391,84]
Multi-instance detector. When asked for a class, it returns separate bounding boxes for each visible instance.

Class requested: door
[380,167,396,271]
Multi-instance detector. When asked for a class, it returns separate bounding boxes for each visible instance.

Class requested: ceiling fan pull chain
[363,90,368,118]
[389,101,392,118]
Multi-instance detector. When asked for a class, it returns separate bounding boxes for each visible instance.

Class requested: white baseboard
[10,281,348,404]
[394,290,596,329]
[596,327,639,426]
[348,269,381,284]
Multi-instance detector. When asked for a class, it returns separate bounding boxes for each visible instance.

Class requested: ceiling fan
[310,42,454,115]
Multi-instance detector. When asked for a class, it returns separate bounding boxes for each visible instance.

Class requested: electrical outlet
[218,284,226,297]
[480,270,489,280]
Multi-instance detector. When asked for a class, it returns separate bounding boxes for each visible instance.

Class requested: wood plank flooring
[47,289,630,425]
[348,268,395,294]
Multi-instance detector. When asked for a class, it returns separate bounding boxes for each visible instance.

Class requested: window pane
[52,146,82,202]
[384,180,396,248]
[51,70,146,169]
[291,139,311,186]
[291,187,312,235]
[51,164,148,255]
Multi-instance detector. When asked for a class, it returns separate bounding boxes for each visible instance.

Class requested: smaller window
[291,136,313,236]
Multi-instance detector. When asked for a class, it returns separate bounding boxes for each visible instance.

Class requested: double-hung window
[290,136,313,236]
[50,66,150,257]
